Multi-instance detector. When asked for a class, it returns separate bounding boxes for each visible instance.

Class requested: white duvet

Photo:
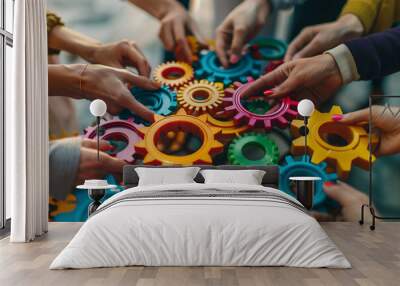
[50,183,350,269]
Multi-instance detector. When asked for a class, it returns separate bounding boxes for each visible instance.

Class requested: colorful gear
[291,105,377,178]
[228,132,279,166]
[279,155,338,212]
[118,86,177,124]
[250,37,287,60]
[134,109,224,165]
[195,51,262,86]
[243,98,271,115]
[132,86,177,115]
[153,61,194,89]
[177,80,225,114]
[199,113,249,138]
[84,119,143,163]
[223,79,298,130]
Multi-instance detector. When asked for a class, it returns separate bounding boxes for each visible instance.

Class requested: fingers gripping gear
[177,80,225,114]
[134,109,224,165]
[153,61,194,90]
[131,86,177,116]
[84,119,143,163]
[291,105,378,178]
[223,79,298,130]
[228,132,280,166]
[279,155,338,212]
[195,51,262,86]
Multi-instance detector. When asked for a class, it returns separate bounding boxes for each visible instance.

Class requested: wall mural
[49,37,377,221]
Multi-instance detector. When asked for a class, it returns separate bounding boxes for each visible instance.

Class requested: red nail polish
[264,90,274,96]
[332,114,343,121]
[324,181,335,187]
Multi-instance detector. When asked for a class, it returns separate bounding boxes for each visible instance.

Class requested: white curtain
[7,0,49,242]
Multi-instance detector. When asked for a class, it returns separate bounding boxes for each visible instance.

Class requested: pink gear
[83,119,143,163]
[223,79,298,130]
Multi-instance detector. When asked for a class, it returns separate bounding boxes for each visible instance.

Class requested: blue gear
[279,155,338,213]
[194,51,263,86]
[119,86,178,124]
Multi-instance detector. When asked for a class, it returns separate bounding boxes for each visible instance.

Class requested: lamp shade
[90,99,107,117]
[297,99,315,117]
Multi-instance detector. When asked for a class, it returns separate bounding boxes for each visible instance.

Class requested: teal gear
[228,132,280,166]
[119,86,177,124]
[194,51,263,86]
[243,98,271,115]
[250,37,287,60]
[279,155,338,212]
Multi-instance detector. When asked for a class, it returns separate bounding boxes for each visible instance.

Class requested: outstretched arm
[48,25,151,76]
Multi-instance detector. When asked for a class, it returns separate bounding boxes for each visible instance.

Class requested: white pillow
[200,169,266,185]
[135,167,200,186]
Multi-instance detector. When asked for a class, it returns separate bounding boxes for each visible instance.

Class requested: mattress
[50,183,350,269]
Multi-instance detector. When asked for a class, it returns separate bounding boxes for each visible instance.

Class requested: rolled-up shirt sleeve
[49,137,81,200]
[325,44,360,84]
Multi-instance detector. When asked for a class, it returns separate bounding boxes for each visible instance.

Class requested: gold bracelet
[79,64,89,92]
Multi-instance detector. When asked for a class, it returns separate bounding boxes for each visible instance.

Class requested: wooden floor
[0,222,399,286]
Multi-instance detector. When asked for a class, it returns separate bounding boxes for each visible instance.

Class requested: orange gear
[291,105,379,178]
[152,61,194,90]
[198,113,249,138]
[135,109,224,165]
[177,80,225,114]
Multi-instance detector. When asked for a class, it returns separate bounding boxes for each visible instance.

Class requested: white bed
[50,182,350,269]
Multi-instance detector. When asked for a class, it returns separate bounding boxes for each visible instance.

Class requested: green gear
[243,98,271,115]
[228,132,280,166]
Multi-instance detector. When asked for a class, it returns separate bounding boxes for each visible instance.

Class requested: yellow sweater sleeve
[340,0,381,33]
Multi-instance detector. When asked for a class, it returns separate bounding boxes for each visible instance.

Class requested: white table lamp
[89,99,107,160]
[297,99,315,158]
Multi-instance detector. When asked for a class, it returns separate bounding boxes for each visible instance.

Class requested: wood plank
[0,222,399,286]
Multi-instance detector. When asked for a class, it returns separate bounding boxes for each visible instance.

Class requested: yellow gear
[198,113,249,138]
[135,109,224,165]
[152,61,194,89]
[177,80,224,114]
[291,105,378,178]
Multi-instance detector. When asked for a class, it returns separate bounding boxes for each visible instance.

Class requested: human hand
[216,0,269,67]
[311,181,369,222]
[79,64,161,122]
[333,105,400,156]
[241,54,342,104]
[157,1,205,63]
[87,40,151,77]
[74,139,126,186]
[285,14,363,61]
